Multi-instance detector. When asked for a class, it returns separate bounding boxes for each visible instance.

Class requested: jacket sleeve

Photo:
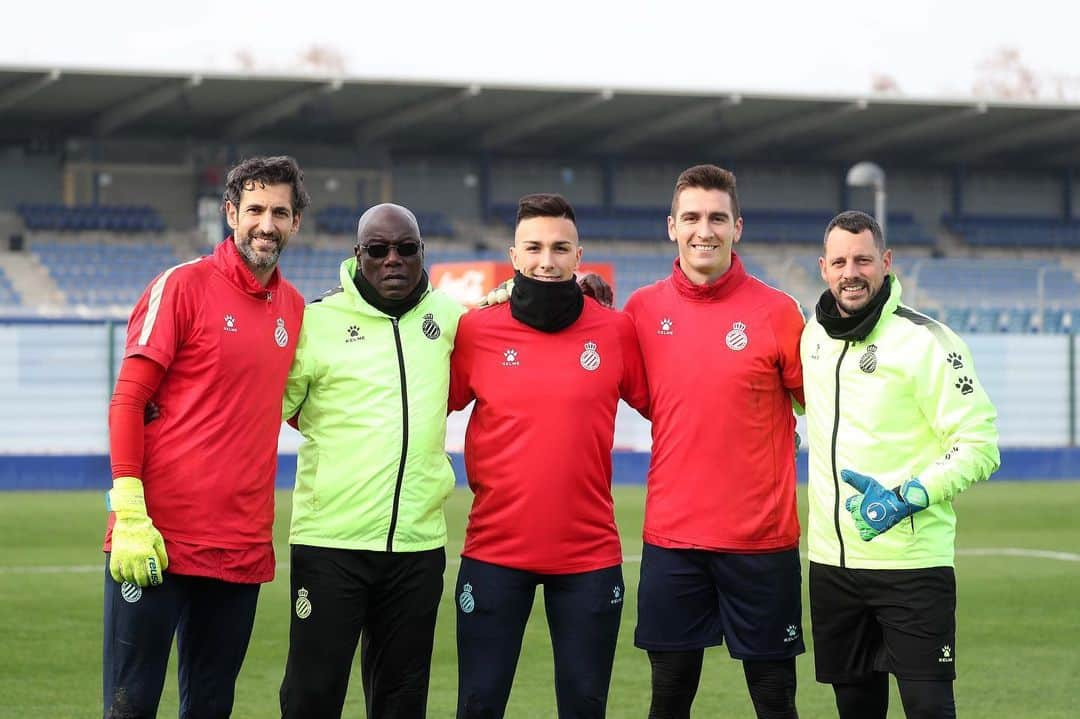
[448,311,476,412]
[913,327,1001,505]
[774,296,806,410]
[616,311,650,418]
[282,310,314,421]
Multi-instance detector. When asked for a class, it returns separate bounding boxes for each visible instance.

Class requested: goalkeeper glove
[107,477,168,586]
[841,469,929,541]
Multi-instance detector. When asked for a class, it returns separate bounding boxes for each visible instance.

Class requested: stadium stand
[16,204,165,233]
[30,239,181,308]
[943,214,1080,248]
[0,267,20,306]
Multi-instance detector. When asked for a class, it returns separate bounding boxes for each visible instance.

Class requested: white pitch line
[1,547,1077,575]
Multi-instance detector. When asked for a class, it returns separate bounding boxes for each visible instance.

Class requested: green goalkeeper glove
[107,477,168,587]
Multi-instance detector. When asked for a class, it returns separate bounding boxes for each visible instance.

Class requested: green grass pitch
[1,481,1078,718]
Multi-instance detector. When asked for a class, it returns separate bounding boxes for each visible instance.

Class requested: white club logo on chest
[579,341,601,371]
[502,348,520,367]
[274,318,288,348]
[657,317,674,335]
[725,321,748,351]
[223,314,238,333]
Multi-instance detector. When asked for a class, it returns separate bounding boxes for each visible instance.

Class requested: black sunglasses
[360,241,422,259]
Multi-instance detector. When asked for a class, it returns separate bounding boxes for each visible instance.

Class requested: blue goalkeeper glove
[841,469,929,541]
[107,477,168,587]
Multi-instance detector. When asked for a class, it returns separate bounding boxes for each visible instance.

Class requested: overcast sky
[5,0,1078,101]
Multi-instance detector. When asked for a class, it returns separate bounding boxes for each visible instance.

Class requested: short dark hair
[671,164,740,219]
[221,156,311,216]
[516,193,576,226]
[824,210,886,253]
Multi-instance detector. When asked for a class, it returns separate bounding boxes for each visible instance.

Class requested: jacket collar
[213,238,281,298]
[670,251,749,301]
[816,274,904,342]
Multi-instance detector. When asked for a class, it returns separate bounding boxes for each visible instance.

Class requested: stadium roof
[3,65,1080,168]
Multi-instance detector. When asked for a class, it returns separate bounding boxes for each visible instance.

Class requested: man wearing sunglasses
[278,203,464,718]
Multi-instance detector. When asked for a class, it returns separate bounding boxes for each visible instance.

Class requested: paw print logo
[348,325,359,338]
[658,317,673,335]
[942,645,951,658]
[224,314,235,328]
[946,352,964,370]
[787,625,798,637]
[505,349,517,362]
[955,376,974,395]
[613,585,622,600]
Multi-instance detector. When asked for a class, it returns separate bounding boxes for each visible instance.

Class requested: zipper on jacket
[831,341,851,568]
[386,317,409,552]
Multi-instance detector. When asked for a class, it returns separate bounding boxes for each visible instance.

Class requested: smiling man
[278,203,465,719]
[803,211,999,719]
[449,193,650,718]
[102,156,308,718]
[623,165,806,719]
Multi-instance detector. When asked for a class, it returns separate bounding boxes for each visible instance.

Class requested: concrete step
[0,249,65,309]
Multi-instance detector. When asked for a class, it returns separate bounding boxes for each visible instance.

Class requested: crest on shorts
[295,587,312,619]
[120,582,142,604]
[422,313,441,340]
[459,582,475,614]
[725,322,748,351]
[580,341,601,371]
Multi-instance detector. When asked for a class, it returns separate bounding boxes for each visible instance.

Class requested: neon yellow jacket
[283,257,464,552]
[802,276,1000,569]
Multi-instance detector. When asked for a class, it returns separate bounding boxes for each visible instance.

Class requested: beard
[835,280,871,314]
[236,231,282,271]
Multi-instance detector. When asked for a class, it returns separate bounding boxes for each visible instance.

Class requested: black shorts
[634,543,805,660]
[809,561,957,683]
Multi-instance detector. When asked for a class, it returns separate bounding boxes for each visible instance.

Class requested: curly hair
[221,156,311,215]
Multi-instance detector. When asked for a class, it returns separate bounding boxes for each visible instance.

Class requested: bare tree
[973,47,1040,100]
[296,45,347,75]
[870,73,902,95]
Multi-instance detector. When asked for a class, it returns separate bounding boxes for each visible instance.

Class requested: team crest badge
[859,344,878,374]
[295,587,312,619]
[580,341,601,371]
[725,322,748,351]
[274,318,288,348]
[120,582,143,604]
[459,582,475,614]
[422,313,441,340]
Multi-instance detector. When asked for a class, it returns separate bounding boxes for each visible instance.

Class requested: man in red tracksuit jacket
[624,165,806,719]
[449,193,650,719]
[102,156,308,718]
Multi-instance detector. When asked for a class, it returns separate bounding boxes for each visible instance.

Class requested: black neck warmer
[509,271,584,333]
[815,275,893,341]
[353,268,429,318]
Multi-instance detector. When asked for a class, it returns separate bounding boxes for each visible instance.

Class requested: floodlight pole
[846,161,887,239]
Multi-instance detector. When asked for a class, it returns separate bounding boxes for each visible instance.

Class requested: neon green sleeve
[913,329,1000,505]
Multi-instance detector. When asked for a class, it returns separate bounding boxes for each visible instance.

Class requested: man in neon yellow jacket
[801,210,999,719]
[278,203,464,719]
